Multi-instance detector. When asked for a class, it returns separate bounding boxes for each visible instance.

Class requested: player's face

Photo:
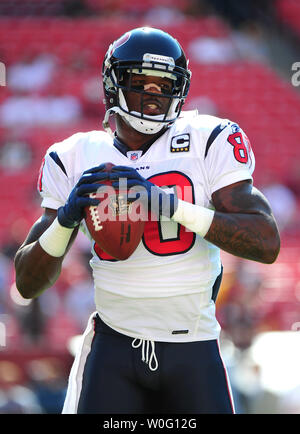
[123,73,173,117]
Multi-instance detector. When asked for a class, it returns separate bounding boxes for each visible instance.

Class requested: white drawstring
[132,338,158,372]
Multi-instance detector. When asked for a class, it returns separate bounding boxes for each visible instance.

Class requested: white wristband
[171,199,215,237]
[39,217,74,257]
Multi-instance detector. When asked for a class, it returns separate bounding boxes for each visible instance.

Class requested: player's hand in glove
[57,164,109,228]
[110,166,178,218]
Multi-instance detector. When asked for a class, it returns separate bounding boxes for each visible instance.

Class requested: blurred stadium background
[0,0,300,414]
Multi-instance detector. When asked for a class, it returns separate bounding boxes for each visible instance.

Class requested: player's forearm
[15,241,64,299]
[15,217,75,299]
[205,211,280,264]
[171,199,280,264]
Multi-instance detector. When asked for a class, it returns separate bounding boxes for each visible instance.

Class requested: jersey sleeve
[38,147,70,210]
[204,121,255,195]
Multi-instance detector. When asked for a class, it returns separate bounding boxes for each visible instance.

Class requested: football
[84,162,146,260]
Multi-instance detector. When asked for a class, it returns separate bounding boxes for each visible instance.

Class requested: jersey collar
[113,128,169,159]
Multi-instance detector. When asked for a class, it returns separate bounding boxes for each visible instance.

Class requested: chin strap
[102,108,115,138]
[103,105,166,136]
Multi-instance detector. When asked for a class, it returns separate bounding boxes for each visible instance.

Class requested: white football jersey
[39,111,255,342]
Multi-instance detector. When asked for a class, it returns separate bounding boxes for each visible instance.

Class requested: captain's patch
[170,134,190,153]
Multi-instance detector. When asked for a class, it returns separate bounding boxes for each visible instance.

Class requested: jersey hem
[96,312,221,343]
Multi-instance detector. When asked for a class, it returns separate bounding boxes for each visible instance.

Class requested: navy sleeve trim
[204,123,227,158]
[49,151,67,176]
[211,265,223,303]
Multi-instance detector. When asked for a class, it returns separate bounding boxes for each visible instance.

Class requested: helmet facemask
[103,57,190,136]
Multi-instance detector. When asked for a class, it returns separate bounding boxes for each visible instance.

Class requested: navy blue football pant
[77,315,234,414]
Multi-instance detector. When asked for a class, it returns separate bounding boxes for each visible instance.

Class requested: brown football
[84,162,146,260]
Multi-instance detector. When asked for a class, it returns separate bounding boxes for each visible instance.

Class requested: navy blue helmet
[102,27,191,135]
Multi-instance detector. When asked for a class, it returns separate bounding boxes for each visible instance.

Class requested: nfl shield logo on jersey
[127,150,143,161]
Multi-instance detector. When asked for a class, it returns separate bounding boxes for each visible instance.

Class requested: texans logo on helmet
[108,32,131,58]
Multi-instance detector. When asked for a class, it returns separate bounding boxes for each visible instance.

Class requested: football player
[14,27,280,414]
